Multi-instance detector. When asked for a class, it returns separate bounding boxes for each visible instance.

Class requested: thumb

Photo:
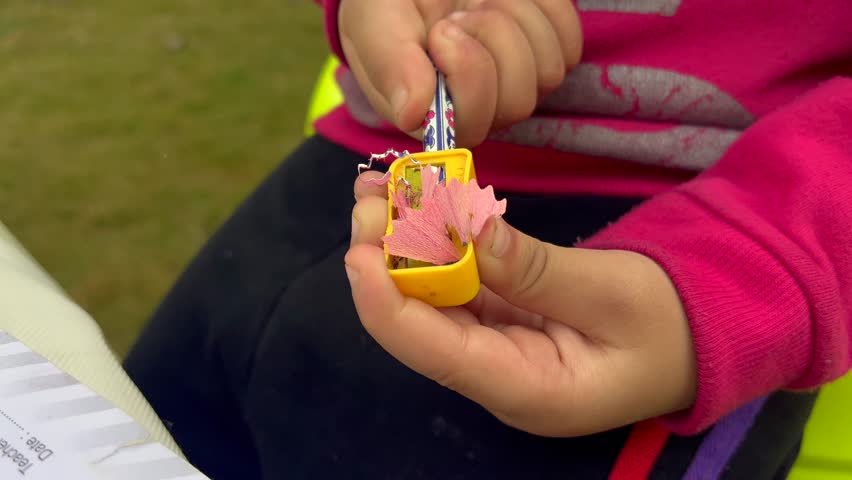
[474,217,617,328]
[339,0,451,131]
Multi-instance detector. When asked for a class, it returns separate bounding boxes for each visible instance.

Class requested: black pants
[125,136,815,479]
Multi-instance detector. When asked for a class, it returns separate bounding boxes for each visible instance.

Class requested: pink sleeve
[581,77,852,435]
[315,0,346,65]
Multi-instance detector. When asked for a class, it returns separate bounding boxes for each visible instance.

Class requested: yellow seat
[303,54,852,479]
[789,374,852,479]
[304,55,344,137]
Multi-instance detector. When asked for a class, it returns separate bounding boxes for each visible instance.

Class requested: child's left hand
[346,174,697,436]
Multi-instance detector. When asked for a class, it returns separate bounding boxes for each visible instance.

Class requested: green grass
[1,0,327,356]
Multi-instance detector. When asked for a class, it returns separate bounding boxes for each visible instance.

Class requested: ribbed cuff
[581,190,814,434]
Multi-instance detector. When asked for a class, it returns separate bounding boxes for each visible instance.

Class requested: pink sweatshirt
[315,0,852,434]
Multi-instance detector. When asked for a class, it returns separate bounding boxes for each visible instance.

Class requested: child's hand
[338,0,582,147]
[347,176,697,436]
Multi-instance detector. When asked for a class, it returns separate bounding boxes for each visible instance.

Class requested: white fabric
[0,221,180,455]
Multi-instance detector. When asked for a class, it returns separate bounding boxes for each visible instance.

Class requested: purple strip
[683,396,768,480]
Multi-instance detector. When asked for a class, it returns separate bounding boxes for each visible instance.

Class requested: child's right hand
[338,0,583,147]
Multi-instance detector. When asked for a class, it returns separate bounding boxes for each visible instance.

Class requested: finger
[346,243,467,380]
[445,8,538,129]
[339,0,448,131]
[345,243,534,412]
[427,18,498,146]
[475,217,640,336]
[465,285,545,330]
[492,323,562,369]
[532,0,583,68]
[354,171,389,201]
[414,0,465,28]
[470,0,566,95]
[438,305,480,326]
[351,195,388,247]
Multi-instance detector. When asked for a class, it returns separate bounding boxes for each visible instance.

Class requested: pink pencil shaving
[382,163,506,265]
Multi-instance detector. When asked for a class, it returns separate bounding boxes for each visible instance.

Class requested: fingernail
[390,88,408,120]
[444,20,466,40]
[345,264,359,284]
[350,216,360,246]
[448,11,467,22]
[490,218,510,258]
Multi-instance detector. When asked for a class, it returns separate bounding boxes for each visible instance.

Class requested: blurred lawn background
[1,0,327,356]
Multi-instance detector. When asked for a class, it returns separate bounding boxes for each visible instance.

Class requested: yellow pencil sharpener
[385,148,480,308]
